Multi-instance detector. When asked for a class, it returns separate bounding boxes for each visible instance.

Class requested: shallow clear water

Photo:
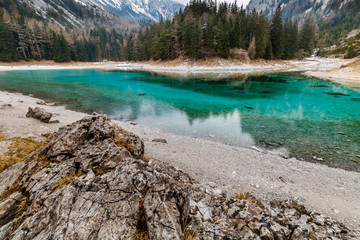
[0,69,359,170]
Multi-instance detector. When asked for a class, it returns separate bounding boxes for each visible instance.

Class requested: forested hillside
[316,0,360,58]
[3,0,355,63]
[0,0,137,62]
[247,0,360,58]
[124,0,316,61]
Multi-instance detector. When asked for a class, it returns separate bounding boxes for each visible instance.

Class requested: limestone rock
[26,107,52,123]
[0,115,356,239]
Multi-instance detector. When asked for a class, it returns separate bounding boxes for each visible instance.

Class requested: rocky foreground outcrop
[0,114,356,239]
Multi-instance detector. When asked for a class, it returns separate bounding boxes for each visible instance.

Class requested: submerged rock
[323,92,350,96]
[26,107,52,123]
[0,115,356,239]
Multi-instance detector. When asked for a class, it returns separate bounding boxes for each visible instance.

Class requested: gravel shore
[0,90,359,235]
[0,57,358,86]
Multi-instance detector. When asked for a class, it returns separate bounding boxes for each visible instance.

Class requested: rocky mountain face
[247,0,356,25]
[17,0,184,26]
[0,114,356,239]
[88,0,185,21]
[17,0,112,27]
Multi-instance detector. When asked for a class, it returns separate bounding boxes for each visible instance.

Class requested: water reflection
[113,104,255,147]
[0,70,360,171]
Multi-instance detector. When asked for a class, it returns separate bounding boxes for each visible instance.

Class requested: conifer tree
[299,17,315,55]
[183,17,202,59]
[289,20,299,58]
[216,20,230,58]
[283,18,291,59]
[254,12,270,58]
[52,32,71,62]
[264,40,272,59]
[0,23,18,62]
[283,18,298,59]
[124,32,135,61]
[270,4,284,59]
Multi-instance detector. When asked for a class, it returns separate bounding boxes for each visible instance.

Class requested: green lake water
[0,69,359,171]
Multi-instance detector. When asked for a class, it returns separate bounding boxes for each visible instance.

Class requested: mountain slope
[18,0,110,27]
[19,0,184,25]
[247,0,360,55]
[0,0,134,62]
[89,0,185,21]
[247,0,359,27]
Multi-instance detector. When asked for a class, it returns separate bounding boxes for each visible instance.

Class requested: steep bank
[0,91,360,236]
[0,114,357,239]
[114,57,356,76]
[305,59,360,86]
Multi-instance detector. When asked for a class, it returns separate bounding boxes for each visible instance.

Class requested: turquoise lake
[0,69,359,171]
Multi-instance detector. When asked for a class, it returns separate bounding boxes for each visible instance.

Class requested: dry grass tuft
[16,197,30,217]
[0,132,6,141]
[0,179,20,202]
[53,174,80,191]
[140,154,149,163]
[231,192,253,202]
[114,134,135,155]
[114,133,148,162]
[132,231,149,240]
[0,137,48,173]
[12,217,25,230]
[184,230,198,240]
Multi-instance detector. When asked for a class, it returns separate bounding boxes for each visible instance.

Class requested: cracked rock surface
[0,114,356,239]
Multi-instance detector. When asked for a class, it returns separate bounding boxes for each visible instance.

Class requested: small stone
[48,120,60,124]
[128,121,137,125]
[36,100,46,105]
[312,156,324,161]
[152,138,167,143]
[26,107,52,123]
[268,151,288,159]
[0,103,12,109]
[251,146,262,152]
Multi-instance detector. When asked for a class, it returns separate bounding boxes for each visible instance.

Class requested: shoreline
[0,90,360,235]
[0,57,359,86]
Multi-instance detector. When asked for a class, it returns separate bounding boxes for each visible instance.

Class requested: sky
[176,0,251,7]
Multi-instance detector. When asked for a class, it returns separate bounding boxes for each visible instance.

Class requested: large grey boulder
[26,107,52,123]
[0,114,356,239]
